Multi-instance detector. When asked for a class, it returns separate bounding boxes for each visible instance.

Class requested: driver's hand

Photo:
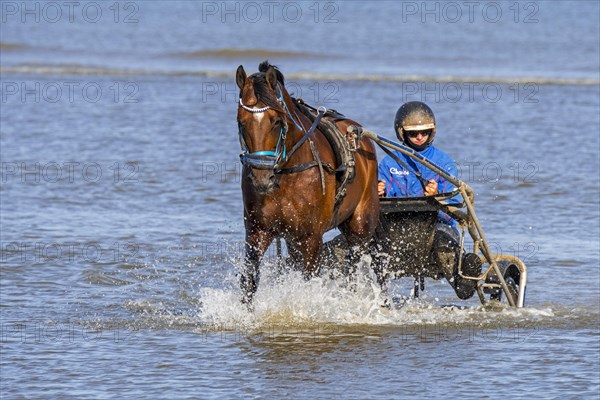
[425,180,438,196]
[378,180,386,197]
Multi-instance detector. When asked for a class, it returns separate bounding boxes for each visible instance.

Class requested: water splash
[196,258,556,331]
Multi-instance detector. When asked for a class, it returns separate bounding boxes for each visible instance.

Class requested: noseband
[238,83,325,172]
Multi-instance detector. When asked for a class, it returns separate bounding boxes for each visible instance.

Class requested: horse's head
[236,61,293,194]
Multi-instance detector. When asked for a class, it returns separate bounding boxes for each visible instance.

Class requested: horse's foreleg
[342,238,370,281]
[285,241,304,272]
[368,220,391,289]
[339,217,377,283]
[241,230,272,306]
[297,235,324,280]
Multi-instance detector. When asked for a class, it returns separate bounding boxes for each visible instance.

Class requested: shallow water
[1,1,599,398]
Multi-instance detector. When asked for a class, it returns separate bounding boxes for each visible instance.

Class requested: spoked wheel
[484,260,525,307]
[489,276,519,305]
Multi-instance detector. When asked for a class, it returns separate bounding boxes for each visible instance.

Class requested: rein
[238,83,327,174]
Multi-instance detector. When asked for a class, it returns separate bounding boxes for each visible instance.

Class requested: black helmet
[394,101,436,150]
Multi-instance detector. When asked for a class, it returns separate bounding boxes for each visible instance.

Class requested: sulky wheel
[489,275,519,305]
[484,260,525,306]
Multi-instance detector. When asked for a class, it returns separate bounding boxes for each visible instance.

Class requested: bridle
[238,82,325,172]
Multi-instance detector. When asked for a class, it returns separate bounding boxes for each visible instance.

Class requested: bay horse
[236,61,380,305]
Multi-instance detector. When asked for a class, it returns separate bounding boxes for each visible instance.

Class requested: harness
[238,84,358,208]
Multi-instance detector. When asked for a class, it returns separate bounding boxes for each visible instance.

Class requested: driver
[377,101,481,299]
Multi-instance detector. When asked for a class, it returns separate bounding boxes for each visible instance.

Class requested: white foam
[196,258,556,331]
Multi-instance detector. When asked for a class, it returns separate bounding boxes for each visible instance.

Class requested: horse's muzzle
[249,169,278,194]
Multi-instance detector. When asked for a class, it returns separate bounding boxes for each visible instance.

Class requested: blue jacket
[378,144,460,226]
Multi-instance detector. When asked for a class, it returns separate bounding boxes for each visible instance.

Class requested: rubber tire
[490,276,519,305]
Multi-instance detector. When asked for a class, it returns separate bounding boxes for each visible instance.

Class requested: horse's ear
[265,66,278,90]
[236,65,247,90]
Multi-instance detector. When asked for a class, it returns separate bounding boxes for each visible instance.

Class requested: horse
[235,61,380,305]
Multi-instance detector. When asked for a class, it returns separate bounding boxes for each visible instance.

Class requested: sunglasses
[406,130,431,139]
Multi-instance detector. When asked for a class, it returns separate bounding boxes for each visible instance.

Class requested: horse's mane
[258,60,285,84]
[248,60,285,111]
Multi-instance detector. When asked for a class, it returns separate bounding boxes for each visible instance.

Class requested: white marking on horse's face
[253,112,264,124]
